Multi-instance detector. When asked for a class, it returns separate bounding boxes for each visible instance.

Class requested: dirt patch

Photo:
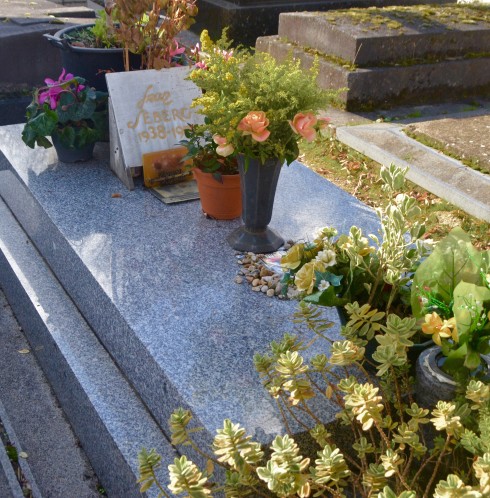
[405,115,490,174]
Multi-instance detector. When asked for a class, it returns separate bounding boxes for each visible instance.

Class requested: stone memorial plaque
[106,67,203,190]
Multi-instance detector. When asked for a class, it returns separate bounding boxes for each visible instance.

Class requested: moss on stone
[322,4,490,33]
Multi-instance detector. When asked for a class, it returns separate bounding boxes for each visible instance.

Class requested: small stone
[275,283,282,294]
[242,257,251,264]
[237,259,244,265]
[246,276,254,283]
[260,267,273,277]
[251,255,258,262]
[261,285,268,293]
[266,289,275,297]
[252,278,261,287]
[234,276,243,284]
[252,286,261,292]
[262,276,272,283]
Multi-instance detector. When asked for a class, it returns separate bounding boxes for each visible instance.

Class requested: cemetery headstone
[106,67,203,190]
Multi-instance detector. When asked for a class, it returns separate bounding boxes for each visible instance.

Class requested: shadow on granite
[0,124,380,453]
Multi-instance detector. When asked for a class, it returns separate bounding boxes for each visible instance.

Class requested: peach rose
[289,112,317,142]
[213,134,234,157]
[317,117,331,129]
[237,111,270,142]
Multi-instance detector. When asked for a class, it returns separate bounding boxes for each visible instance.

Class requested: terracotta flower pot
[193,168,242,220]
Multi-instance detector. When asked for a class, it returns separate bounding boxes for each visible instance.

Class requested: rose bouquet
[188,30,335,165]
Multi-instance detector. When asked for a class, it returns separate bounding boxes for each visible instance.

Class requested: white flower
[316,249,336,267]
[318,280,330,292]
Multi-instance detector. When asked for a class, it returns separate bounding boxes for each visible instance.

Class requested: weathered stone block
[257,35,490,110]
[278,6,490,66]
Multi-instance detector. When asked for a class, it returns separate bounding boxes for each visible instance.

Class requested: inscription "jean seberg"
[127,84,192,143]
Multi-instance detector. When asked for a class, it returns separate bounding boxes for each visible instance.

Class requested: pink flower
[237,111,270,142]
[169,40,186,58]
[38,68,83,110]
[213,48,233,61]
[289,112,317,142]
[195,60,208,70]
[44,68,74,86]
[213,134,234,157]
[317,117,331,129]
[191,42,200,56]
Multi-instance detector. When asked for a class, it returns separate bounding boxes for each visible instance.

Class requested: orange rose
[289,112,317,142]
[237,111,270,142]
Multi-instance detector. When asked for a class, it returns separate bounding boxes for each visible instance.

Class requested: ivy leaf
[304,286,349,307]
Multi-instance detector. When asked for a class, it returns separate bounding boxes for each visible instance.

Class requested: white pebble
[234,276,243,284]
[252,278,261,287]
[261,285,268,293]
[266,289,275,297]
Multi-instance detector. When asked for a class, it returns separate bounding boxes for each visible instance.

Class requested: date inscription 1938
[126,84,192,143]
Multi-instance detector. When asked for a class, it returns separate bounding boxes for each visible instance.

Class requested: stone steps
[257,4,490,109]
[0,194,178,498]
[0,123,381,494]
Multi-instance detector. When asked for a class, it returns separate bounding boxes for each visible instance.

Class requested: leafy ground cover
[299,131,490,250]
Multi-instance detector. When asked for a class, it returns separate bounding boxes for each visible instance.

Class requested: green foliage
[137,447,169,497]
[411,227,489,317]
[90,11,118,48]
[138,310,490,497]
[412,228,490,378]
[168,456,211,497]
[282,164,428,318]
[179,124,239,179]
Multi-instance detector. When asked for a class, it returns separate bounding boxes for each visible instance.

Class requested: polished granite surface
[0,124,380,442]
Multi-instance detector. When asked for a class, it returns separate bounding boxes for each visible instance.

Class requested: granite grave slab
[0,194,177,497]
[0,124,380,454]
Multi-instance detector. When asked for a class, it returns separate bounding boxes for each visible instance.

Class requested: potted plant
[188,30,335,253]
[179,124,241,220]
[44,0,197,91]
[21,69,108,163]
[279,164,432,364]
[411,227,490,404]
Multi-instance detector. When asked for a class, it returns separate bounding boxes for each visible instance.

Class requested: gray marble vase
[227,155,284,253]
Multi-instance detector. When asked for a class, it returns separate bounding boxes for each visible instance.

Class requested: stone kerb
[0,124,381,459]
[278,10,490,66]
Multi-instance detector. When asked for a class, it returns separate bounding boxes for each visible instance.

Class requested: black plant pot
[416,347,490,408]
[52,134,95,163]
[227,155,284,253]
[45,24,142,93]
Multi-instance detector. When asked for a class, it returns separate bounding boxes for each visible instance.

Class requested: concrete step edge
[0,197,178,498]
[0,400,31,498]
[335,123,490,222]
